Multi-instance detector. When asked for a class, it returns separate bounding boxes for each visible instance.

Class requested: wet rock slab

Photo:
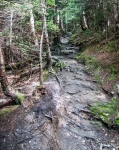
[0,44,119,150]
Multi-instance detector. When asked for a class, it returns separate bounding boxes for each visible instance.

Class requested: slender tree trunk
[114,0,119,33]
[53,3,60,45]
[39,24,44,86]
[60,14,65,33]
[0,45,21,104]
[41,0,52,70]
[9,9,14,63]
[114,0,119,50]
[10,9,13,46]
[29,8,38,46]
[65,12,68,32]
[56,11,60,27]
[82,10,88,29]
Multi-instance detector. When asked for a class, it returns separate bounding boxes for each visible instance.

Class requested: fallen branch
[13,64,46,84]
[12,66,39,84]
[5,58,39,70]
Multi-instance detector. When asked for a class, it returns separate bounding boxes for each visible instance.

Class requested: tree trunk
[82,10,88,30]
[65,12,68,32]
[10,9,13,46]
[53,4,60,45]
[41,0,52,70]
[29,8,38,46]
[0,45,21,104]
[60,15,65,33]
[114,0,119,32]
[39,23,44,86]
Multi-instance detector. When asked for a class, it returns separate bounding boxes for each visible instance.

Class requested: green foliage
[0,0,12,8]
[102,41,117,52]
[79,52,102,84]
[68,34,76,43]
[17,92,24,102]
[93,31,102,42]
[19,15,30,25]
[108,74,117,81]
[35,21,42,30]
[94,67,102,85]
[47,20,60,33]
[46,0,55,6]
[43,70,49,80]
[95,8,105,26]
[108,41,115,49]
[60,61,66,68]
[18,42,33,54]
[107,41,117,52]
[2,27,9,36]
[86,56,95,65]
[90,98,119,127]
[79,52,96,66]
[0,106,19,117]
[109,65,117,74]
[53,60,66,71]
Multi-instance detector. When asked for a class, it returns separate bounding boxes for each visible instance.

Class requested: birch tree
[39,22,44,86]
[29,7,39,46]
[41,0,52,70]
[10,9,13,46]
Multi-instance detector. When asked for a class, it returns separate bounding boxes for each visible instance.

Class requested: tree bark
[114,0,119,32]
[41,0,52,70]
[39,22,44,86]
[53,4,60,45]
[29,8,38,46]
[82,10,88,30]
[60,15,65,33]
[10,9,13,46]
[0,45,21,104]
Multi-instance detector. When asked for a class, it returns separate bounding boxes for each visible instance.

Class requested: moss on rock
[17,92,25,102]
[90,98,119,127]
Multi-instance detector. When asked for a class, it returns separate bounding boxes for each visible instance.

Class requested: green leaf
[46,0,55,6]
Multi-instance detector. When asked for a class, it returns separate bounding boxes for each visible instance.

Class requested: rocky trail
[0,38,119,150]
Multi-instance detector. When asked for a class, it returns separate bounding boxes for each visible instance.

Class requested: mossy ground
[73,36,119,127]
[89,98,119,127]
[75,40,119,93]
[0,105,19,117]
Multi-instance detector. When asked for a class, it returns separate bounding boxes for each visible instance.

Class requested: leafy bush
[47,20,60,34]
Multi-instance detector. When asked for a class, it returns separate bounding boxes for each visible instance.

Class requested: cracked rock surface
[0,43,119,150]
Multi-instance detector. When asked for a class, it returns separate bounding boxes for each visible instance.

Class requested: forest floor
[0,38,119,150]
[77,39,119,95]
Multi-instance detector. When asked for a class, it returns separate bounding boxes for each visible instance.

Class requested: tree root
[0,98,13,108]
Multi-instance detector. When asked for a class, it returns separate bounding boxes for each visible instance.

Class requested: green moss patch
[0,105,19,117]
[43,70,49,80]
[17,92,25,102]
[90,98,119,127]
